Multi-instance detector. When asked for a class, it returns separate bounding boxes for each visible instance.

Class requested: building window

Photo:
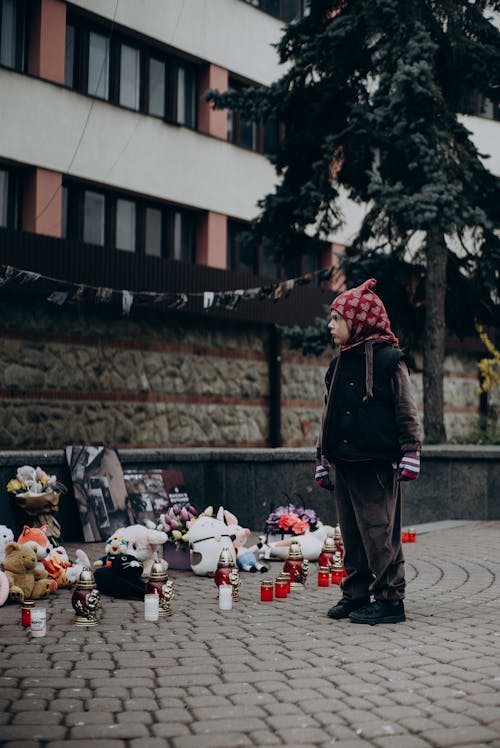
[227,220,257,273]
[65,11,198,127]
[0,164,21,229]
[228,81,281,154]
[227,219,321,279]
[0,169,8,227]
[172,209,195,262]
[115,198,136,252]
[242,0,306,22]
[65,22,76,87]
[65,181,198,260]
[262,241,279,279]
[87,30,110,99]
[228,82,259,151]
[83,189,106,246]
[144,205,163,256]
[119,43,140,110]
[176,62,197,128]
[302,247,320,278]
[0,0,26,71]
[263,116,280,156]
[61,184,68,238]
[148,57,166,118]
[473,91,500,121]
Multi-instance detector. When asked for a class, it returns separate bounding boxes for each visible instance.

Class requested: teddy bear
[93,533,129,569]
[17,524,57,593]
[0,525,14,566]
[94,553,146,599]
[3,541,52,602]
[118,525,168,576]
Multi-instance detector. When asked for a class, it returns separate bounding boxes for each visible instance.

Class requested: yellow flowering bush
[477,325,500,395]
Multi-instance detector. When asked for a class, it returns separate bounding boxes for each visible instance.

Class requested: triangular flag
[122,290,134,316]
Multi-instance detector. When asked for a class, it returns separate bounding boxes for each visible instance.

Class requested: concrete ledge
[1,446,498,540]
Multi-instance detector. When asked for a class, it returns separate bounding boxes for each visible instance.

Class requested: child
[315,278,422,624]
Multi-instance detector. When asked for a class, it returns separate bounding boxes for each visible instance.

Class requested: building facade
[0,0,497,449]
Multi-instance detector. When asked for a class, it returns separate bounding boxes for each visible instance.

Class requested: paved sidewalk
[1,521,500,748]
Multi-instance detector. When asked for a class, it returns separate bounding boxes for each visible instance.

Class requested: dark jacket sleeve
[392,360,423,453]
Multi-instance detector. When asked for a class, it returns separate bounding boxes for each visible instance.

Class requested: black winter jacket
[319,342,422,463]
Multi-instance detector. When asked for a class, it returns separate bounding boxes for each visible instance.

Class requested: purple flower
[299,508,318,526]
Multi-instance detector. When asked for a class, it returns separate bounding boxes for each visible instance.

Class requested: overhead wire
[33,0,120,225]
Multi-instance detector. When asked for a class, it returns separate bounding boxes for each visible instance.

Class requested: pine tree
[207,0,500,442]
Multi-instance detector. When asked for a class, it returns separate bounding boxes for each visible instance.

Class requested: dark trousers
[335,460,405,602]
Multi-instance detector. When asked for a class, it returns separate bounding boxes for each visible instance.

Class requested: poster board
[65,446,131,542]
[123,468,189,526]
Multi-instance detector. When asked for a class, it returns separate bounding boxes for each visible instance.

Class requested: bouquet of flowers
[7,465,65,514]
[264,502,320,539]
[7,465,66,543]
[158,503,199,548]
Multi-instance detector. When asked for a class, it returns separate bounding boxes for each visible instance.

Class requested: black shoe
[327,597,370,620]
[349,599,405,625]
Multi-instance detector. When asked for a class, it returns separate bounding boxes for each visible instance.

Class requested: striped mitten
[398,451,421,481]
[315,460,334,491]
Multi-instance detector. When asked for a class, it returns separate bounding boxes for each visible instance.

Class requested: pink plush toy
[218,508,269,573]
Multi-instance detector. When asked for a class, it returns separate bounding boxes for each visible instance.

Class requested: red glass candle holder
[260,580,274,602]
[275,577,288,598]
[402,530,409,543]
[331,569,343,585]
[408,528,416,543]
[21,600,34,627]
[317,567,330,587]
[281,572,291,594]
[283,558,303,585]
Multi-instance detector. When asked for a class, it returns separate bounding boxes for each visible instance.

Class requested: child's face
[328,309,350,346]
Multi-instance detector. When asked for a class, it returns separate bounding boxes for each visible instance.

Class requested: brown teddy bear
[3,541,51,602]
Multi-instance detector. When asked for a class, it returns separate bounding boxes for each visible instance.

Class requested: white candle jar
[218,584,233,611]
[144,593,160,621]
[30,607,47,637]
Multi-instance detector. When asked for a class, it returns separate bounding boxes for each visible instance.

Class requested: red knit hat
[330,278,399,350]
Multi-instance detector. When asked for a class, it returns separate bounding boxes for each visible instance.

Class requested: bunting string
[0,263,340,317]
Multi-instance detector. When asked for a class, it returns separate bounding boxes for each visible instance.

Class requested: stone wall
[0,298,271,449]
[0,297,493,449]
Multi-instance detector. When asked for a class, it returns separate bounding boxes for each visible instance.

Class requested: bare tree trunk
[423,228,447,442]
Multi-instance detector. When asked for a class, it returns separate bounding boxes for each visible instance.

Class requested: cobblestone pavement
[1,521,500,748]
